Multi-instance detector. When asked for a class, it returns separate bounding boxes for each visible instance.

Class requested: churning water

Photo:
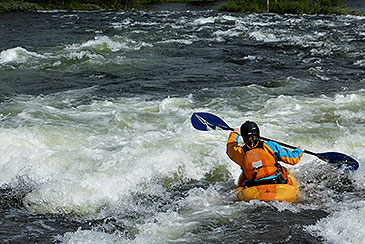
[0,3,364,243]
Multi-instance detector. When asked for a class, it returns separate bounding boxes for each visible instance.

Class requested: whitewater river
[1,3,365,244]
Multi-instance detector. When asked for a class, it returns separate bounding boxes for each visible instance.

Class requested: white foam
[67,35,152,53]
[0,47,45,65]
[111,18,132,29]
[158,39,193,45]
[57,228,122,244]
[213,29,241,38]
[193,16,216,25]
[127,185,228,244]
[307,202,365,244]
[0,93,225,218]
[354,59,365,67]
[249,30,281,42]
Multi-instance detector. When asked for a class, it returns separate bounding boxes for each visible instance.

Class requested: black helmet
[240,121,260,138]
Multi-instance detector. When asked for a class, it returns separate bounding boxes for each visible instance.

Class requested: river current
[0,2,365,244]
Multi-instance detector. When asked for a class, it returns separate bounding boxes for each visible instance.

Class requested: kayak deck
[236,173,299,202]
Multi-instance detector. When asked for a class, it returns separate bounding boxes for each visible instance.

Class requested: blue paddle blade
[191,112,233,131]
[317,152,359,171]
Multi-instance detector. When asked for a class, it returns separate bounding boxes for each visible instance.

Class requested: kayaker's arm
[226,132,244,167]
[264,141,305,165]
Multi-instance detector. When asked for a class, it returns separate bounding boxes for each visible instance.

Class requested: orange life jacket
[242,141,281,181]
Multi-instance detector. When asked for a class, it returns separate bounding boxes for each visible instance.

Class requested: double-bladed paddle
[191,112,359,171]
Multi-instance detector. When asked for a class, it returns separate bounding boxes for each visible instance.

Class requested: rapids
[0,3,364,243]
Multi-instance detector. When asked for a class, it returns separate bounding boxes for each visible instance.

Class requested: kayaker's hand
[298,146,305,152]
[234,128,241,136]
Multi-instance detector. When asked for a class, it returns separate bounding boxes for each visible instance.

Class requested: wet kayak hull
[236,173,299,202]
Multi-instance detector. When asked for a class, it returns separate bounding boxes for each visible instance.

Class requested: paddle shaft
[191,112,359,170]
[221,125,318,157]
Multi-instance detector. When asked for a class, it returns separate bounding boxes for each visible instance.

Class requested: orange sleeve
[226,132,244,168]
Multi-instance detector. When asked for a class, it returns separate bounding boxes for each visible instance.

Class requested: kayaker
[227,121,305,187]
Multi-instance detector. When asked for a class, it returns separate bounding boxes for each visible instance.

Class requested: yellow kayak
[236,172,299,202]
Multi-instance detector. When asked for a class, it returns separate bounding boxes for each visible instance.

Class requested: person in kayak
[227,121,305,187]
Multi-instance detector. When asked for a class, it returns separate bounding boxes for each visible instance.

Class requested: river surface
[0,2,365,244]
